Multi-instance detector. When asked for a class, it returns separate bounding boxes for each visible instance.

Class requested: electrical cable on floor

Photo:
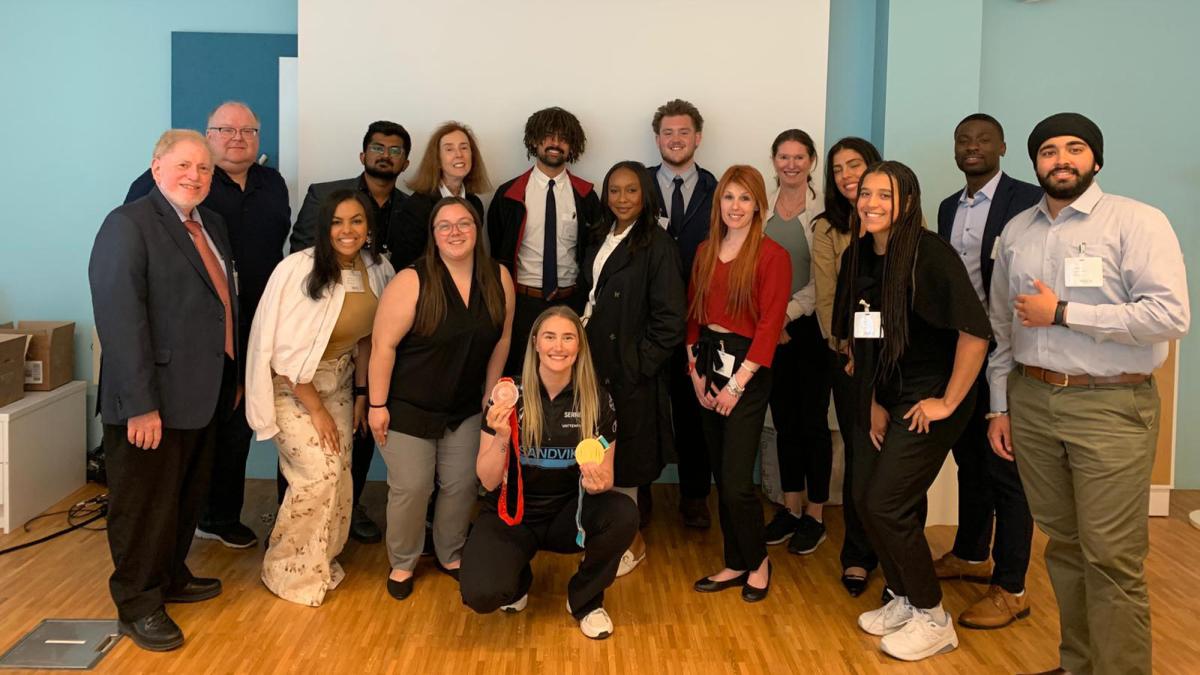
[0,494,108,557]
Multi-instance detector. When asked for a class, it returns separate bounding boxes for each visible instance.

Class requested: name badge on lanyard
[342,269,365,293]
[854,300,883,339]
[715,340,736,378]
[1065,243,1103,288]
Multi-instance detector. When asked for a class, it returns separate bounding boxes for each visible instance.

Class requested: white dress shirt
[517,166,579,288]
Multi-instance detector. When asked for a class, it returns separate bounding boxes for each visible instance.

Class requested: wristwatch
[1053,300,1068,327]
[984,411,1008,420]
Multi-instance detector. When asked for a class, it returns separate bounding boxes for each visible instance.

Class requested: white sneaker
[615,548,645,577]
[858,595,914,636]
[500,593,528,613]
[880,608,958,661]
[577,607,613,640]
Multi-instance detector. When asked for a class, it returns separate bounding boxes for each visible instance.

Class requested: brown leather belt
[515,283,576,301]
[1019,364,1150,388]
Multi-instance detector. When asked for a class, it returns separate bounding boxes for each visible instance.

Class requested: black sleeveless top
[387,261,503,438]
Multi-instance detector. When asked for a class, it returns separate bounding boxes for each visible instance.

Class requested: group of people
[88,97,1188,674]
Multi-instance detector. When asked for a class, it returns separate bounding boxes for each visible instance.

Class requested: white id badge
[1065,256,1103,287]
[854,311,883,339]
[990,238,1000,260]
[342,269,365,293]
[715,346,736,378]
[657,215,670,230]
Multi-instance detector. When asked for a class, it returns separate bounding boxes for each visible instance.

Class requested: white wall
[298,0,830,200]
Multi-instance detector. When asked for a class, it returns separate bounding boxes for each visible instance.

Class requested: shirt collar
[532,165,569,189]
[958,170,1003,206]
[166,199,201,225]
[658,163,697,185]
[439,182,465,199]
[1035,180,1104,221]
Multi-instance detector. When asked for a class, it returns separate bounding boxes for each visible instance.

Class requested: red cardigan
[686,236,792,367]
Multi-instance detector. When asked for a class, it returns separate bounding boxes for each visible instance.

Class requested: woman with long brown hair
[687,166,791,602]
[367,196,514,601]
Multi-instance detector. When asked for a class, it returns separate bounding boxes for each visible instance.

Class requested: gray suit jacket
[287,174,407,255]
[89,187,239,429]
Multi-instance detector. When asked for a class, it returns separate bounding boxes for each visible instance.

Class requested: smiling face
[720,180,756,231]
[151,139,214,212]
[329,198,369,263]
[205,103,259,173]
[954,119,1005,178]
[1035,135,1098,201]
[831,148,868,202]
[438,129,473,184]
[655,114,701,169]
[535,134,570,170]
[773,140,814,190]
[856,171,896,237]
[606,167,642,228]
[431,202,477,262]
[535,315,580,376]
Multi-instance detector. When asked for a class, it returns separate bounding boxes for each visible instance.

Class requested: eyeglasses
[367,143,406,157]
[434,220,475,235]
[208,126,260,139]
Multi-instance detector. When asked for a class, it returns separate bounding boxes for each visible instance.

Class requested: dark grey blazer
[287,174,407,255]
[89,187,239,429]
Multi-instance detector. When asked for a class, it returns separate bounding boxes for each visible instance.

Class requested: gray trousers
[380,414,481,571]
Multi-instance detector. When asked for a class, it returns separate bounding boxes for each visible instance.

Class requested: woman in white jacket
[247,189,395,606]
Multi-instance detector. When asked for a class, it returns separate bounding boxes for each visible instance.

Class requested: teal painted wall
[825,0,879,145]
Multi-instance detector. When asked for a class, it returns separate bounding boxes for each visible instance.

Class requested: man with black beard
[488,106,602,375]
[933,113,1041,631]
[986,112,1189,675]
[285,119,411,545]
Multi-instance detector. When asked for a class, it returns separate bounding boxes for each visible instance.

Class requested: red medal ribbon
[496,378,524,526]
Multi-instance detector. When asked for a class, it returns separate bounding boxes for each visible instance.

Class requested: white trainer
[615,548,645,577]
[500,593,528,613]
[858,595,914,636]
[880,609,959,661]
[577,607,614,640]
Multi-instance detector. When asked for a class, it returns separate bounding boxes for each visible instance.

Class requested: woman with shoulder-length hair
[809,136,884,597]
[459,306,639,640]
[247,189,395,606]
[832,161,990,661]
[760,129,836,557]
[388,121,491,269]
[688,165,791,602]
[367,196,515,600]
[580,160,687,577]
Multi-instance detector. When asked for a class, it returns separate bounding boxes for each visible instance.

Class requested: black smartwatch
[354,385,368,397]
[1053,300,1068,327]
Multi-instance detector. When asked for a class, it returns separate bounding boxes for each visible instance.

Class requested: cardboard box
[0,321,75,391]
[0,333,27,407]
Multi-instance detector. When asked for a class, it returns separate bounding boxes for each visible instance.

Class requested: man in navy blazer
[645,99,719,530]
[934,113,1042,630]
[90,130,240,651]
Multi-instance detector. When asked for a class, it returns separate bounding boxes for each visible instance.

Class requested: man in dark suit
[283,120,411,544]
[124,101,291,549]
[645,99,719,529]
[90,130,240,651]
[934,113,1042,630]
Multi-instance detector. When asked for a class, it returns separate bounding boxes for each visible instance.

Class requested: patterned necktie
[543,179,558,297]
[670,176,685,236]
[183,219,235,359]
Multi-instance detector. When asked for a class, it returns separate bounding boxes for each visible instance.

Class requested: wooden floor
[2,483,1199,674]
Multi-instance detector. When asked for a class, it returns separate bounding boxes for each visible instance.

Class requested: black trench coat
[581,224,687,487]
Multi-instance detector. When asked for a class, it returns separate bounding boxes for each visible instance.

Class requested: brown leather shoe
[958,585,1030,629]
[932,552,993,583]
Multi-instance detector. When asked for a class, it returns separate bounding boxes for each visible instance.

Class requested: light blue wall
[0,1,297,456]
[825,0,879,145]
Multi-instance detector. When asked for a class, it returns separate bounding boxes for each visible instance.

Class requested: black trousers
[833,349,878,572]
[858,388,975,609]
[769,315,833,501]
[199,399,254,529]
[949,376,1034,593]
[459,492,638,620]
[104,357,236,622]
[504,292,578,377]
[670,344,712,499]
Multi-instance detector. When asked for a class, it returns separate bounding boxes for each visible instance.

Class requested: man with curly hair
[489,106,602,375]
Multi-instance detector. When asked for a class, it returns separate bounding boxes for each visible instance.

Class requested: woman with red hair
[687,165,791,602]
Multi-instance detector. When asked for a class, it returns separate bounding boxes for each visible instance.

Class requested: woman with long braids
[688,165,791,603]
[810,137,883,597]
[832,161,990,661]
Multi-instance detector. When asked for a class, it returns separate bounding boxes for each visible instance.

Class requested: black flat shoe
[694,571,749,593]
[165,577,222,603]
[118,607,184,652]
[387,575,414,600]
[742,562,771,603]
[434,560,460,581]
[841,570,869,597]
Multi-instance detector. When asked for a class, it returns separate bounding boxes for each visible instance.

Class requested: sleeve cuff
[1063,302,1099,335]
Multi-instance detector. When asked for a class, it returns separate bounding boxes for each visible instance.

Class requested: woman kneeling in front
[459,307,638,639]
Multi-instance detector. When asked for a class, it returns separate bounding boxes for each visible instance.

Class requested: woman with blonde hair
[459,306,638,640]
[687,166,791,603]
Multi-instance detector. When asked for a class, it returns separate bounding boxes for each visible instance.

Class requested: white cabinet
[0,380,87,533]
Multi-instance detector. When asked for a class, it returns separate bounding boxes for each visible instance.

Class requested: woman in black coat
[388,121,490,270]
[581,160,687,578]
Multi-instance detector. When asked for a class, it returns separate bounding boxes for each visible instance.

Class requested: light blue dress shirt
[950,171,1002,303]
